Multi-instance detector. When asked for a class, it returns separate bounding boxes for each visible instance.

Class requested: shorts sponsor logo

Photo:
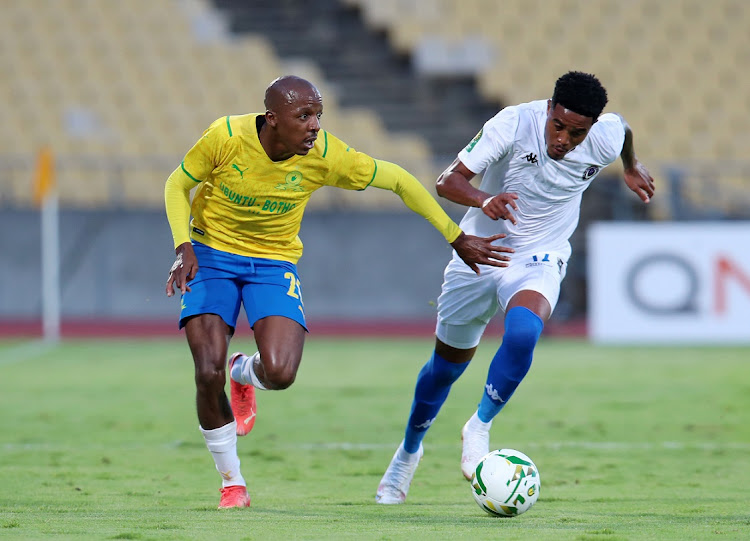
[525,253,551,268]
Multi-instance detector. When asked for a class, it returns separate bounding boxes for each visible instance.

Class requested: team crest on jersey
[582,165,600,180]
[276,171,305,191]
[465,129,483,152]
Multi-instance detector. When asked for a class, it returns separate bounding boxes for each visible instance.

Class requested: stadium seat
[0,0,439,208]
[349,0,750,217]
[1,0,747,213]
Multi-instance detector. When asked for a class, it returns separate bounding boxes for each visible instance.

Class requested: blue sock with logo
[477,307,543,423]
[403,351,470,453]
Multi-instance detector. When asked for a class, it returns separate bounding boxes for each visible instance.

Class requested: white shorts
[435,251,568,349]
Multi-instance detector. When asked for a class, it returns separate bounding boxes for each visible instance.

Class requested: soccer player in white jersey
[376,71,655,504]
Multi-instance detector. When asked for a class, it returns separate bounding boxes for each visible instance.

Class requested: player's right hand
[451,232,514,275]
[166,242,199,297]
[481,193,519,224]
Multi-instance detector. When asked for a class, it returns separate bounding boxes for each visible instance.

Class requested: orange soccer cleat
[218,485,251,509]
[228,352,257,436]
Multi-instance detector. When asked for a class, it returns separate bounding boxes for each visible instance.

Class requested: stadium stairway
[210,0,502,164]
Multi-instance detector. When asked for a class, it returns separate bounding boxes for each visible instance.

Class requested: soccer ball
[470,449,541,517]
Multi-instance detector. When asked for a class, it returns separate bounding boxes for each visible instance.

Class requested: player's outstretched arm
[617,115,655,204]
[369,160,513,273]
[436,158,518,223]
[164,167,199,296]
[450,232,513,274]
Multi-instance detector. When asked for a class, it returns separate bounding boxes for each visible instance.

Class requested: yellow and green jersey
[174,114,378,263]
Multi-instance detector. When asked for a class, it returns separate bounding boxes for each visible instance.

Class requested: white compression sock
[466,411,493,432]
[200,421,246,488]
[231,352,267,390]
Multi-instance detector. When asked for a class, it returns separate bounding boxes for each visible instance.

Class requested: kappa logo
[485,383,505,403]
[276,170,305,191]
[414,418,436,429]
[522,152,538,164]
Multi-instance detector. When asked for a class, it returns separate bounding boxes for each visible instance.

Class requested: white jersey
[456,99,625,261]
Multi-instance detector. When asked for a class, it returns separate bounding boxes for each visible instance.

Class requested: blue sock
[477,307,543,423]
[403,351,470,453]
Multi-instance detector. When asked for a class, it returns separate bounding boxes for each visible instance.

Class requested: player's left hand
[623,161,655,203]
[481,192,519,223]
[451,232,514,275]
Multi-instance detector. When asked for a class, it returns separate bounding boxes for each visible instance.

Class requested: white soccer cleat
[461,418,491,481]
[376,442,424,504]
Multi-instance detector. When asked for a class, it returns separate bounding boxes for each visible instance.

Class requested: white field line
[3,441,750,452]
[298,441,750,451]
[0,339,57,366]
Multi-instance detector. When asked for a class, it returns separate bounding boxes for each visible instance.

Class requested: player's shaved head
[260,75,323,160]
[264,75,322,111]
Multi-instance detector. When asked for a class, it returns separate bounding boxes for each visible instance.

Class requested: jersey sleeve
[588,113,626,165]
[164,166,196,248]
[457,105,519,174]
[180,117,230,182]
[369,160,462,243]
[319,131,378,190]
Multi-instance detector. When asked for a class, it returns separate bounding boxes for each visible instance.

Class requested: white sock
[466,411,492,433]
[396,440,421,461]
[200,421,246,488]
[231,352,267,390]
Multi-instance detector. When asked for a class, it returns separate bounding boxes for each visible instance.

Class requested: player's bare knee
[435,340,475,364]
[258,357,298,390]
[192,350,227,390]
[263,367,297,390]
[194,363,226,390]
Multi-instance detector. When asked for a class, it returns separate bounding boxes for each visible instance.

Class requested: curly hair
[551,71,608,120]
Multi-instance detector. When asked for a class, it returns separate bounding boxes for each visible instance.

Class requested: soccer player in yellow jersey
[164,75,513,508]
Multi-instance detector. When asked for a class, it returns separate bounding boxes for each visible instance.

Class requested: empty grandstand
[1,0,748,333]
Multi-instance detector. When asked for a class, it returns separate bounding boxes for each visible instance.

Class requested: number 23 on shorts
[284,271,303,300]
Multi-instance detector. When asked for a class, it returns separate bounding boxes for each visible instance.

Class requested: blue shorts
[179,242,307,332]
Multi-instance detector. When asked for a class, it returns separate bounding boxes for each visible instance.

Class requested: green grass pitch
[1,337,749,540]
